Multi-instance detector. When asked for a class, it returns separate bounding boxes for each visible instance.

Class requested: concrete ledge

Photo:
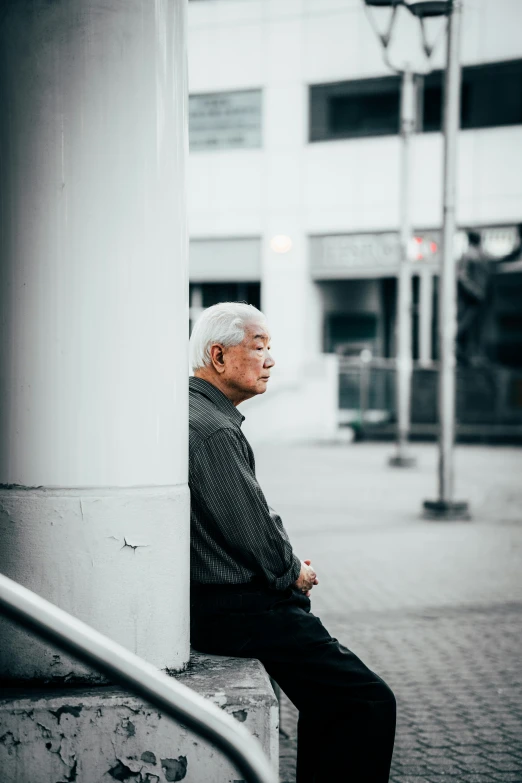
[0,652,278,783]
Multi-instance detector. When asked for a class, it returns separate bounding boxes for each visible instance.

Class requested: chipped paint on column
[0,654,279,782]
[0,0,190,677]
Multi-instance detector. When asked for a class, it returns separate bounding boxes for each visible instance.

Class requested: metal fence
[338,358,522,436]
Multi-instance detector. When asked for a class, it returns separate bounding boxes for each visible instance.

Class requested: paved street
[250,441,522,783]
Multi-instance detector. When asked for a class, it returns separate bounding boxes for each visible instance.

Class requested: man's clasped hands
[295,559,319,596]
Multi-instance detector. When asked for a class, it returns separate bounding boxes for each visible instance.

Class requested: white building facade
[187,0,522,440]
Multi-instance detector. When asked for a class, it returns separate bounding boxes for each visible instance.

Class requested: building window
[491,275,522,368]
[310,77,400,141]
[310,60,522,142]
[421,59,522,132]
[192,282,261,310]
[325,313,378,354]
[189,283,261,335]
[189,89,262,151]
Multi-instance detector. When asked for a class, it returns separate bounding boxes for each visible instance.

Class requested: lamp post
[423,0,470,520]
[389,63,416,468]
[363,0,451,468]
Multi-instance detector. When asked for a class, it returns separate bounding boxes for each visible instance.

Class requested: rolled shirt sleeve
[190,428,301,591]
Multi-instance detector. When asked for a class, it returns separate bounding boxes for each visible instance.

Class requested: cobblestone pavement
[251,441,522,783]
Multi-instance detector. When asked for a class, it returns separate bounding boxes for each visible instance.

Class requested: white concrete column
[261,66,316,374]
[258,6,315,374]
[419,270,434,366]
[262,227,310,375]
[0,0,190,679]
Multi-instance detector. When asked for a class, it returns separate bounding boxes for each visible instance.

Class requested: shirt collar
[189,377,245,427]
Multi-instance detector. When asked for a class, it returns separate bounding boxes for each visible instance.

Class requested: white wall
[241,354,339,445]
[187,0,522,243]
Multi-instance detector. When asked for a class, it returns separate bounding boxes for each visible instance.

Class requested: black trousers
[191,583,396,783]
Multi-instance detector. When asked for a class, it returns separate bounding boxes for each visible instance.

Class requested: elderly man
[189,302,396,782]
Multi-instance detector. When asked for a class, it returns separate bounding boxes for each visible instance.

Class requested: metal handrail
[0,573,276,783]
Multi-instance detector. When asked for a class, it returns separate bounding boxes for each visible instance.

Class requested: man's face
[222,321,275,402]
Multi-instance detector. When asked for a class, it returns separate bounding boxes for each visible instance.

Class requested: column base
[388,454,417,468]
[0,485,190,679]
[0,652,278,782]
[422,500,471,521]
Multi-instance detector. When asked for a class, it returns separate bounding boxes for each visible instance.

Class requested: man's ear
[209,343,226,374]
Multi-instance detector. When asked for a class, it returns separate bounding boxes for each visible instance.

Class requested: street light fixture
[363,0,448,469]
[405,1,451,17]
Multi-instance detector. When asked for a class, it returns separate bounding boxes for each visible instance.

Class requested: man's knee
[372,678,397,727]
[378,678,396,705]
[375,677,396,707]
[351,666,396,710]
[336,670,396,715]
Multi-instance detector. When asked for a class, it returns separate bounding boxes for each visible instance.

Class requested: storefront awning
[190,237,261,282]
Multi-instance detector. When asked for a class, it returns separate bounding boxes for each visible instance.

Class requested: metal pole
[419,269,434,367]
[423,0,470,520]
[439,3,460,502]
[389,67,416,468]
[360,359,369,426]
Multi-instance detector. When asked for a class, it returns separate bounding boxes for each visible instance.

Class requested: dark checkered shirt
[189,376,301,590]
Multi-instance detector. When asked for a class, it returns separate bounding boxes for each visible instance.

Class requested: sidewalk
[251,441,522,783]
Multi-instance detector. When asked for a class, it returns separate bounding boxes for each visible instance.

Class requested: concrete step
[0,651,278,783]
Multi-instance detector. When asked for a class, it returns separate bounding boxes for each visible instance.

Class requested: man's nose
[265,352,275,368]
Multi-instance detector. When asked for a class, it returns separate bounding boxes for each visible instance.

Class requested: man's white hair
[190,302,267,371]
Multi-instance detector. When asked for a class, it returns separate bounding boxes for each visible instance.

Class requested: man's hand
[294,559,319,596]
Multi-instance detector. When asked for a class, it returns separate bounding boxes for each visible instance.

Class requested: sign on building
[189,89,262,151]
[310,231,442,279]
[310,233,400,279]
[310,227,518,279]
